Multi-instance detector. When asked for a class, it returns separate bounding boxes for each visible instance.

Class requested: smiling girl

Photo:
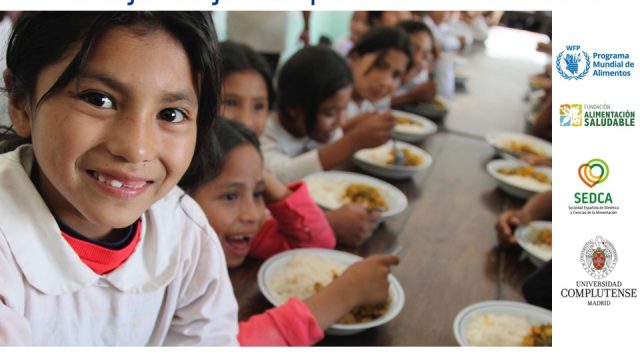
[180,119,399,346]
[0,12,237,345]
[344,26,412,117]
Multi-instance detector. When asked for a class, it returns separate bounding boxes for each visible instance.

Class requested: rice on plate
[465,313,532,346]
[258,248,406,335]
[268,253,347,303]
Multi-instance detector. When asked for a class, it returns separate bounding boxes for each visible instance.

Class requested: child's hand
[337,254,400,306]
[495,209,532,246]
[521,154,552,167]
[262,170,292,203]
[410,81,437,104]
[348,111,395,150]
[325,203,381,247]
[303,254,399,329]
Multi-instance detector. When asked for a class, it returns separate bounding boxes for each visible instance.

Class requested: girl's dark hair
[367,11,383,27]
[396,20,438,60]
[349,26,414,71]
[179,118,260,193]
[397,20,432,37]
[220,41,275,109]
[276,45,353,135]
[0,11,222,180]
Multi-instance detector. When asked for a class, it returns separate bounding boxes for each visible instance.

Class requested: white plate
[485,131,552,159]
[515,221,552,267]
[391,110,438,143]
[486,159,552,199]
[304,171,408,220]
[258,248,405,336]
[353,141,433,180]
[453,300,552,346]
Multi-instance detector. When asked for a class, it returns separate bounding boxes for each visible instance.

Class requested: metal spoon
[391,139,405,166]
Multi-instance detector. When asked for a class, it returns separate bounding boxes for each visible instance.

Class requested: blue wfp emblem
[557,45,591,80]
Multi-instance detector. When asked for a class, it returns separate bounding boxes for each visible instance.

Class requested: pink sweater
[238,181,336,346]
[249,181,336,259]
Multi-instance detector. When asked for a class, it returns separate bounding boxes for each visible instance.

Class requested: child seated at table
[219,41,381,246]
[179,119,399,346]
[343,26,412,117]
[495,190,551,310]
[260,45,394,184]
[391,20,439,108]
[334,11,370,57]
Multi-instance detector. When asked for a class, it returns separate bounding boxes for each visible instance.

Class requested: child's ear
[3,69,33,137]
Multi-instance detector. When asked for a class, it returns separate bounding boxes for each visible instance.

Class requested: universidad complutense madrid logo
[557,45,590,80]
[580,235,617,279]
[560,104,583,126]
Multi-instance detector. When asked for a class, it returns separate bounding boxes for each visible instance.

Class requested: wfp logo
[560,104,583,126]
[557,45,591,80]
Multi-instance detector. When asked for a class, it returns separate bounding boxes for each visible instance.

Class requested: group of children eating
[0,10,480,345]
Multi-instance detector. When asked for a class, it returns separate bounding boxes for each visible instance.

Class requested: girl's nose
[239,107,255,130]
[238,198,260,224]
[106,112,157,163]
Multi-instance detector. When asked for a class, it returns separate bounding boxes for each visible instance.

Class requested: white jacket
[0,145,239,346]
[261,115,343,183]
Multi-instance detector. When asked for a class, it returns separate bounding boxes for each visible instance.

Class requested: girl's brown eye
[79,92,114,109]
[158,108,187,123]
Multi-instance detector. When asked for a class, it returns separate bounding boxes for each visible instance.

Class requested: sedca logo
[575,159,612,204]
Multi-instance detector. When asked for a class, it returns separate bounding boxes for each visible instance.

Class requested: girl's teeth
[95,173,141,189]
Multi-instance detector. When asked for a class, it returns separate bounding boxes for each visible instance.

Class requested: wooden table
[229,27,547,346]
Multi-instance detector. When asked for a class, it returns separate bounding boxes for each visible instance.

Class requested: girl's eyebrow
[220,181,245,190]
[78,71,197,105]
[224,92,268,101]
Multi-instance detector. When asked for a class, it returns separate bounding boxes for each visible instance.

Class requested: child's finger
[370,254,400,267]
[508,215,521,226]
[367,209,382,221]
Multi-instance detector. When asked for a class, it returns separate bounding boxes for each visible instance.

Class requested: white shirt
[0,145,239,346]
[333,36,354,57]
[423,16,462,52]
[346,99,376,120]
[396,70,430,96]
[261,114,342,183]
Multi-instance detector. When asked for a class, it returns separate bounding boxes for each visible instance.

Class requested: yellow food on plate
[521,323,552,346]
[343,183,388,211]
[432,98,446,110]
[395,116,422,127]
[534,229,552,246]
[505,141,547,157]
[497,165,550,184]
[338,301,390,324]
[386,148,424,167]
[314,276,389,324]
